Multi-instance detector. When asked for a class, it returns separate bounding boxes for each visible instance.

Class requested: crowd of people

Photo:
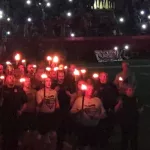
[0,59,143,150]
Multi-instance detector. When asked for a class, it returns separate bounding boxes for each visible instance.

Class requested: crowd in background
[0,60,143,150]
[0,0,150,40]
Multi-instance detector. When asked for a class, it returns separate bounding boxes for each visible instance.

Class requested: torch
[73,69,80,82]
[22,59,26,67]
[0,75,5,85]
[19,77,26,87]
[119,77,123,82]
[46,67,51,72]
[41,73,48,99]
[92,73,99,79]
[64,65,68,74]
[80,69,86,79]
[14,53,21,66]
[6,61,11,66]
[20,78,26,83]
[33,64,37,75]
[0,75,5,107]
[46,67,51,76]
[46,56,52,66]
[52,56,59,68]
[81,84,87,110]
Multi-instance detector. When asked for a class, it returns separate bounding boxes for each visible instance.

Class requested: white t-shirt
[36,89,58,113]
[71,96,105,126]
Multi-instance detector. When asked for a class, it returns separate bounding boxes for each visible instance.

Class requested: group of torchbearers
[0,53,143,150]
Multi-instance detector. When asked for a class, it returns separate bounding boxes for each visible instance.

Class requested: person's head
[0,64,3,74]
[27,64,34,74]
[58,71,65,83]
[5,75,15,87]
[69,64,76,73]
[85,84,94,98]
[122,62,129,73]
[99,72,108,84]
[87,78,93,85]
[14,69,21,78]
[125,85,135,97]
[77,80,85,90]
[23,77,31,89]
[18,64,25,73]
[45,77,51,88]
[50,71,57,80]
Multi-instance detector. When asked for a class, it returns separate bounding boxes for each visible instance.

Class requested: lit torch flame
[81,84,87,91]
[6,61,11,65]
[81,69,86,74]
[119,77,123,81]
[54,67,58,71]
[20,78,25,83]
[22,59,26,63]
[74,69,80,76]
[64,66,68,70]
[0,75,5,80]
[47,56,52,61]
[41,73,48,79]
[93,73,99,79]
[53,56,59,63]
[46,67,51,71]
[15,53,21,61]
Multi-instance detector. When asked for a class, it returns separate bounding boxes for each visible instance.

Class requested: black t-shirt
[56,81,76,111]
[119,95,140,121]
[1,85,27,117]
[97,82,119,111]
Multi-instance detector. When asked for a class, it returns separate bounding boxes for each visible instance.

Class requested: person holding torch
[71,83,106,150]
[36,76,59,144]
[114,62,136,94]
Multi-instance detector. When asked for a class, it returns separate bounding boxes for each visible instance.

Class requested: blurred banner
[95,49,119,62]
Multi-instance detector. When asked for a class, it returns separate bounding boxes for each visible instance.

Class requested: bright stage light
[27,17,32,22]
[68,0,73,2]
[7,17,11,21]
[70,33,75,37]
[114,46,118,51]
[124,45,129,50]
[140,10,145,15]
[148,15,150,20]
[39,2,42,5]
[0,10,3,15]
[0,10,3,19]
[26,0,32,5]
[67,12,72,17]
[6,31,11,35]
[141,24,147,30]
[0,15,3,19]
[119,17,125,23]
[46,2,51,7]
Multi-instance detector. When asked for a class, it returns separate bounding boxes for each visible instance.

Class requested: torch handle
[44,79,46,99]
[81,93,85,110]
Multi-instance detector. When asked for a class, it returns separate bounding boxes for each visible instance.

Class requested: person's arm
[70,97,81,114]
[93,98,106,119]
[115,98,122,112]
[18,90,28,115]
[55,92,60,109]
[99,100,107,119]
[114,74,119,86]
[36,90,43,106]
[70,93,77,107]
